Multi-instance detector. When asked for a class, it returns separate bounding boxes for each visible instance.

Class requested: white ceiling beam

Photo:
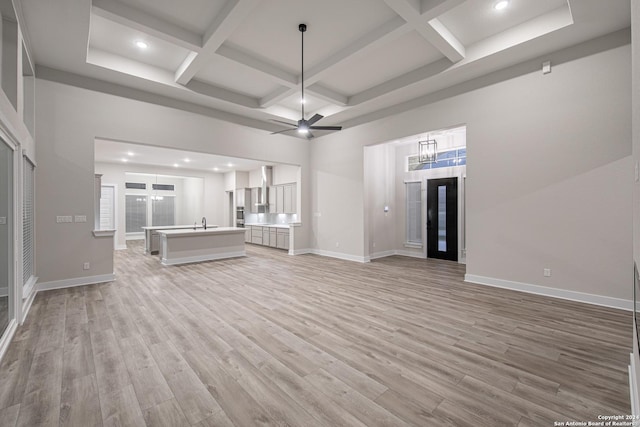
[349,57,451,105]
[175,0,261,85]
[216,44,297,87]
[384,0,465,62]
[259,86,294,108]
[92,0,202,51]
[185,79,260,108]
[306,84,349,106]
[420,0,466,21]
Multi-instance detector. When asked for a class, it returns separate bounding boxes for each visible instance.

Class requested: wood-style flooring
[0,241,632,426]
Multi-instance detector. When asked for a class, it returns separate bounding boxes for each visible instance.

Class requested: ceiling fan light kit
[270,23,342,140]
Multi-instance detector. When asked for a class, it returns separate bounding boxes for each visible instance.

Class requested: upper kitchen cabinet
[270,183,297,214]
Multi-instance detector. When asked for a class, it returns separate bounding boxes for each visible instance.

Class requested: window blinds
[23,157,35,285]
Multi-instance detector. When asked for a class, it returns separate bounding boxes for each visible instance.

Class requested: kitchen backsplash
[245,213,298,225]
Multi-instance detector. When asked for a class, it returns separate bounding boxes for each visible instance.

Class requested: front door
[427,177,458,261]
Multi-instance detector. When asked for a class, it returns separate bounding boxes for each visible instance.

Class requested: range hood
[255,165,272,209]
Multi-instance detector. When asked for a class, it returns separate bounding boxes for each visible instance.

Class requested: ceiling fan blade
[309,126,342,131]
[270,128,297,135]
[270,119,297,128]
[306,131,315,139]
[307,114,324,125]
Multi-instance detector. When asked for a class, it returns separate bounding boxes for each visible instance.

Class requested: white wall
[312,33,632,302]
[35,78,312,283]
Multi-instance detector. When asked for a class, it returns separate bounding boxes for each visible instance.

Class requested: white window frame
[405,181,422,248]
[22,154,36,297]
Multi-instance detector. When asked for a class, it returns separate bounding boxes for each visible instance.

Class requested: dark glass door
[427,177,458,261]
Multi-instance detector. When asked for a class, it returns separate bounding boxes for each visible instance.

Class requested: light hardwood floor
[0,241,632,426]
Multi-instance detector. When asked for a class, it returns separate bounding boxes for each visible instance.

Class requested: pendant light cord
[301,25,305,120]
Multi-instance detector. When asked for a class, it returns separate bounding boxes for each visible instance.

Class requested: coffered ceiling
[18,0,631,137]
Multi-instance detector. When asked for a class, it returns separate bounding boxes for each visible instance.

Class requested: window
[23,156,34,285]
[125,195,147,233]
[125,182,146,189]
[151,196,175,226]
[406,182,422,245]
[152,183,174,191]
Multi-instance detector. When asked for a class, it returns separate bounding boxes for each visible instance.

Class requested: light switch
[542,61,551,74]
[57,216,72,223]
[0,217,6,225]
[75,215,87,223]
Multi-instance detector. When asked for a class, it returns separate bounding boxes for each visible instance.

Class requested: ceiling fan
[271,24,342,139]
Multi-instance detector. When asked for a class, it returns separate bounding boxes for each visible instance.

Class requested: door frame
[100,183,118,248]
[422,170,466,263]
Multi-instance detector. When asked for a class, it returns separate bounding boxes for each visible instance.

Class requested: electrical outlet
[0,217,5,225]
[543,268,551,277]
[83,262,90,270]
[75,215,87,223]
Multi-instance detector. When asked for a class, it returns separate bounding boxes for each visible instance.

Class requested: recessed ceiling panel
[439,0,568,46]
[116,0,229,35]
[319,30,445,97]
[226,0,399,74]
[89,14,191,71]
[95,139,273,173]
[278,93,330,117]
[194,56,282,99]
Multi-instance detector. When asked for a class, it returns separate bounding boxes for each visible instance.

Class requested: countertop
[142,225,216,230]
[156,227,245,237]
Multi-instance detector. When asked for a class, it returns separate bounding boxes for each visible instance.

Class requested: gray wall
[631,0,640,412]
[312,32,632,300]
[35,79,312,283]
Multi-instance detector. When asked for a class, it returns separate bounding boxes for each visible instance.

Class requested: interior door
[427,177,458,261]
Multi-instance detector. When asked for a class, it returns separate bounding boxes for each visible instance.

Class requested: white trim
[115,244,128,250]
[289,248,312,255]
[309,249,369,263]
[464,274,632,311]
[93,229,115,237]
[161,251,245,266]
[0,320,17,365]
[38,273,116,293]
[369,250,397,260]
[403,242,422,249]
[631,354,639,416]
[21,286,36,324]
[395,249,425,259]
[22,275,37,299]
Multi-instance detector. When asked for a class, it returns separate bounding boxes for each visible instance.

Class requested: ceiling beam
[216,44,297,87]
[383,0,465,62]
[174,0,261,85]
[259,86,293,108]
[306,84,349,106]
[92,0,202,51]
[420,0,466,21]
[185,80,260,108]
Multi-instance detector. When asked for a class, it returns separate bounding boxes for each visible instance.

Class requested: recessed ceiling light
[121,158,128,162]
[173,163,179,167]
[127,151,134,156]
[135,40,148,49]
[494,0,509,10]
[184,158,190,163]
[227,163,233,167]
[213,167,219,172]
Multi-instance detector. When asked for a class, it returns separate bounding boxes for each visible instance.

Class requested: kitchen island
[142,225,217,254]
[156,227,245,266]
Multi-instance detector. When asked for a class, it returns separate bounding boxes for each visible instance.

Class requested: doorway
[0,138,13,340]
[427,177,458,261]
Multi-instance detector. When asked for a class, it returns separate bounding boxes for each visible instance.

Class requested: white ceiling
[94,139,272,173]
[18,0,631,137]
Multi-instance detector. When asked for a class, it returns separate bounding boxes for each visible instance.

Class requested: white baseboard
[0,287,6,297]
[465,274,632,311]
[394,250,426,259]
[309,249,369,263]
[161,251,245,266]
[289,248,313,255]
[22,276,37,299]
[631,354,639,416]
[0,320,17,366]
[369,250,397,260]
[38,273,116,293]
[21,287,37,324]
[115,244,128,250]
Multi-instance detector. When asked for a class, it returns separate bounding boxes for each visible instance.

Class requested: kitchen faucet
[202,217,207,230]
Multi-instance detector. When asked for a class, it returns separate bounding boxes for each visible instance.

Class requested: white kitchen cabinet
[276,229,289,250]
[236,188,251,208]
[262,227,270,245]
[269,229,277,248]
[283,184,296,214]
[276,185,284,213]
[244,228,251,243]
[249,187,261,213]
[251,226,262,244]
[268,186,276,213]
